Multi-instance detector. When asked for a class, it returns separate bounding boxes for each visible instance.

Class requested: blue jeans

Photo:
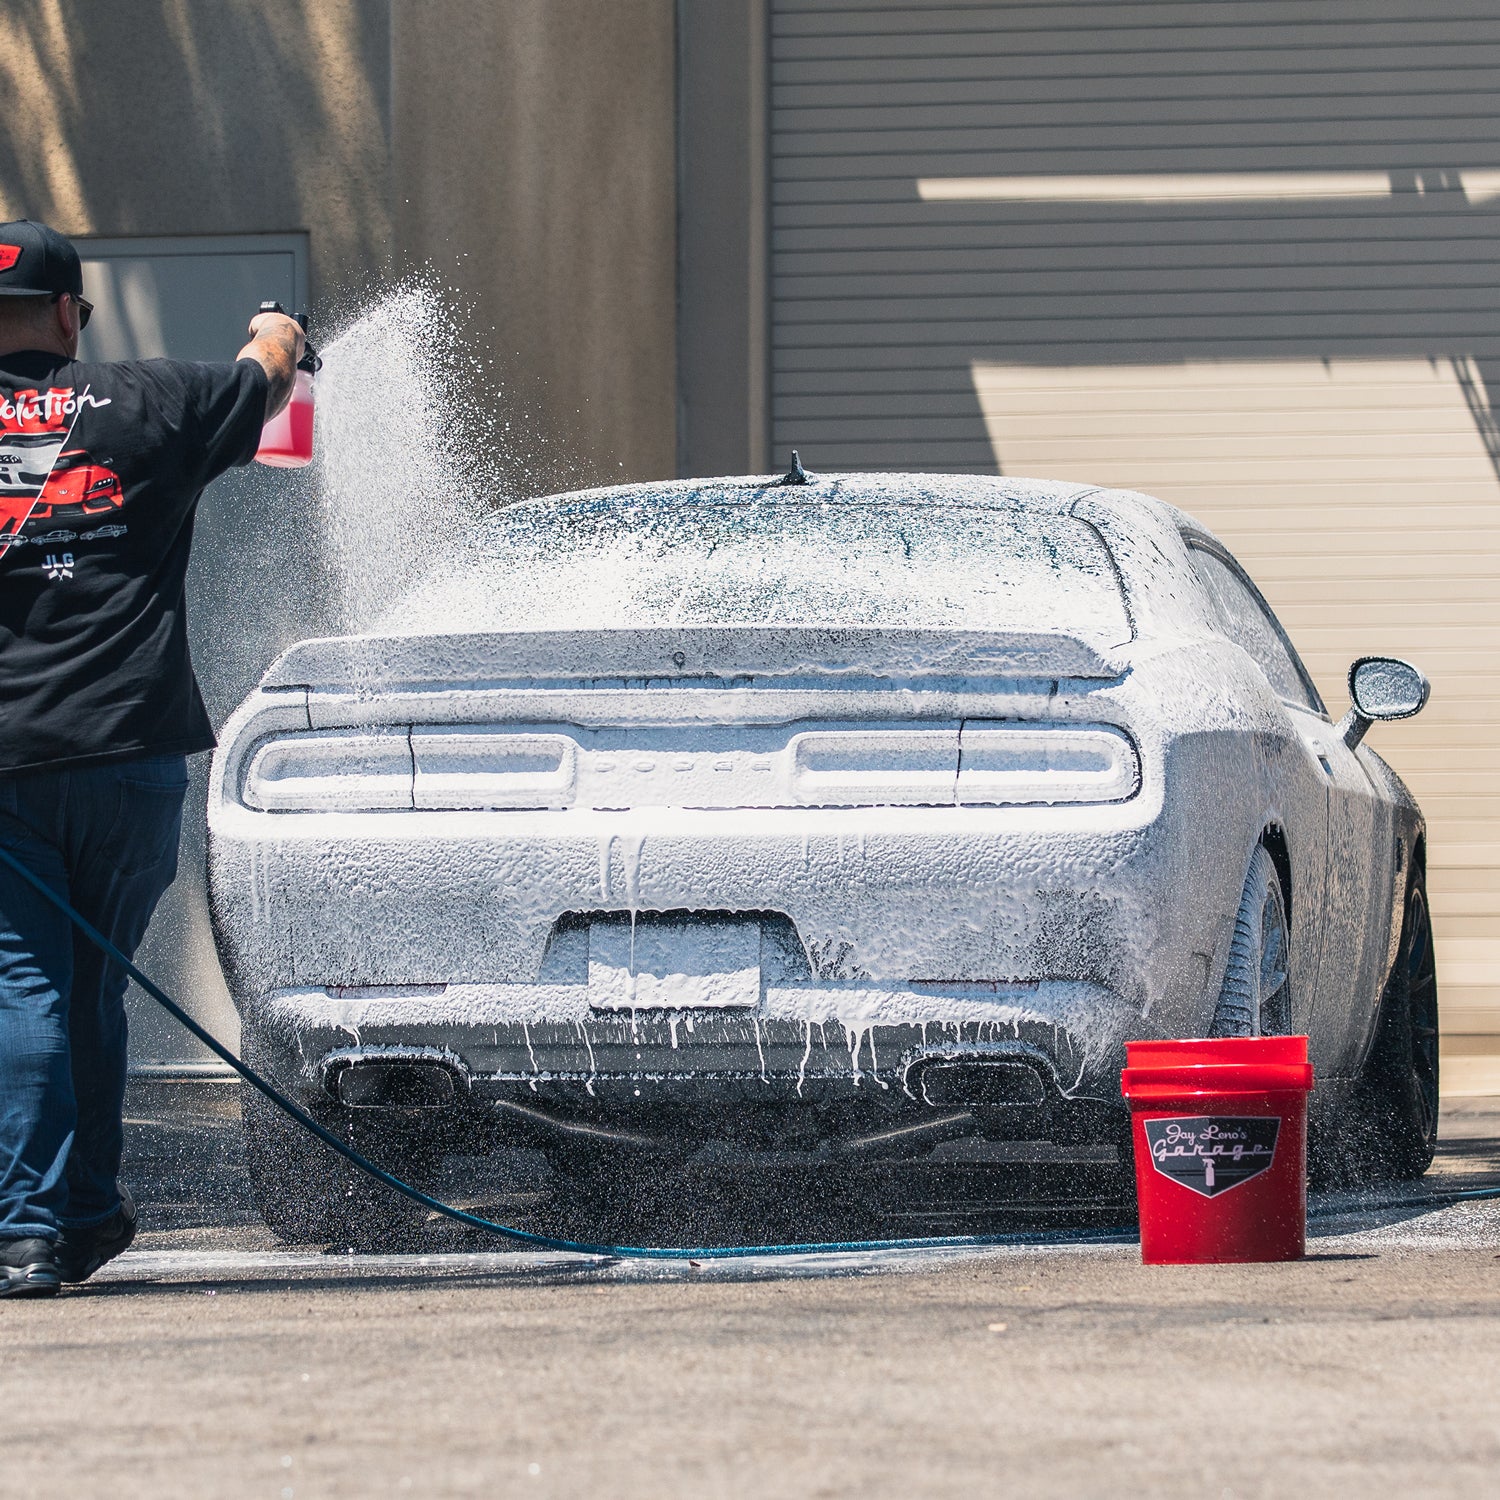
[0,756,187,1240]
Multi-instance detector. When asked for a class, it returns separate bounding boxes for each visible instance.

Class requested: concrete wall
[0,0,392,299]
[392,0,679,491]
[0,0,681,489]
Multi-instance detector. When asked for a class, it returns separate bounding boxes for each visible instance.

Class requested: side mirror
[1338,656,1430,749]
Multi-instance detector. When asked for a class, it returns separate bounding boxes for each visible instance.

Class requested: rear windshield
[386,497,1131,643]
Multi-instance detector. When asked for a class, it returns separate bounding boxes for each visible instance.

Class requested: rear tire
[240,1043,437,1249]
[1321,871,1439,1185]
[1210,843,1291,1037]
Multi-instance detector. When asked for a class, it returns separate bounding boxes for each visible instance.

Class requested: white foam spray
[311,281,491,634]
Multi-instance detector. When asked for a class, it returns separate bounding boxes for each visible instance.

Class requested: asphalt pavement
[6,1085,1500,1498]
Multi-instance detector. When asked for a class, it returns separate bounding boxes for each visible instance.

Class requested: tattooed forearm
[236,313,304,420]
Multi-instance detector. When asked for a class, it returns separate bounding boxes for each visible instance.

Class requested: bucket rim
[1120,1060,1314,1097]
[1125,1035,1308,1068]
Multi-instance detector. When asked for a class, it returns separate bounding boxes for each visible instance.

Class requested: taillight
[412,727,576,809]
[790,729,959,807]
[956,724,1139,805]
[237,721,1139,811]
[790,723,1138,807]
[242,729,412,811]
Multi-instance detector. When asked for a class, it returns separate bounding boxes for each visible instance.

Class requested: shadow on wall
[0,0,391,289]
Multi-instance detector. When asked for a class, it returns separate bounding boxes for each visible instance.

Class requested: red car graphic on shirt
[30,453,123,519]
[0,432,122,537]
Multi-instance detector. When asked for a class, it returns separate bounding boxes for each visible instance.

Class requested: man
[0,219,303,1297]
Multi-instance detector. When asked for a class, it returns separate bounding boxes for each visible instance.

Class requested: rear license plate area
[588,914,761,1010]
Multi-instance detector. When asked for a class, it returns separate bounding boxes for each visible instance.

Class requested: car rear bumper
[210,802,1194,1009]
[250,976,1138,1106]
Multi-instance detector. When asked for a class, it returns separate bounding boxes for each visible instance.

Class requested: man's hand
[237,311,306,421]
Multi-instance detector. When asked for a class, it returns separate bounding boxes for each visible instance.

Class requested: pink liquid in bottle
[255,368,315,468]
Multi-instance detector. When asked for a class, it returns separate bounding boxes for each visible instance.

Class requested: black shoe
[0,1238,61,1298]
[57,1185,137,1284]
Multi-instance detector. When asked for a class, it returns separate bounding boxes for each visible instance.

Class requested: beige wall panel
[974,356,1500,1035]
[0,0,391,295]
[391,0,677,489]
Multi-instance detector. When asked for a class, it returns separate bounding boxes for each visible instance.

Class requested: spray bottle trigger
[295,312,322,375]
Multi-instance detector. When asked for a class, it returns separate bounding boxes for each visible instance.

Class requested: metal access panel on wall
[75,233,309,1071]
[769,2,1500,1035]
[78,235,305,364]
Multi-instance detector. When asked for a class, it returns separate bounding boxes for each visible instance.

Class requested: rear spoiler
[262,626,1128,691]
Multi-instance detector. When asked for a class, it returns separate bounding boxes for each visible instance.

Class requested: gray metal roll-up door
[771,0,1500,468]
[769,1,1500,1042]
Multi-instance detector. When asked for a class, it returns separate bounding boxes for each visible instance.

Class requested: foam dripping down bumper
[0,842,1139,1262]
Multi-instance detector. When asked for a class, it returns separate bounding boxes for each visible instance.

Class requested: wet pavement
[113,1079,1500,1259]
[6,1085,1500,1497]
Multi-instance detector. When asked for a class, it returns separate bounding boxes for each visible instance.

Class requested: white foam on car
[212,292,1332,1124]
[312,280,491,634]
[379,479,1131,649]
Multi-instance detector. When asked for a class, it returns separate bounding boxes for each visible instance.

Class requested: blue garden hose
[3,839,1492,1261]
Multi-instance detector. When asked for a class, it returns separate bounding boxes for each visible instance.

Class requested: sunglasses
[52,292,93,331]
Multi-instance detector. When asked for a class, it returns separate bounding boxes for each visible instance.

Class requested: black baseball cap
[0,219,83,299]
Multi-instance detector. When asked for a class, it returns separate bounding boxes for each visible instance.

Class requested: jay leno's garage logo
[1143,1116,1280,1197]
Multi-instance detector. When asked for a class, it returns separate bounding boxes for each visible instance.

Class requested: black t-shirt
[0,351,268,773]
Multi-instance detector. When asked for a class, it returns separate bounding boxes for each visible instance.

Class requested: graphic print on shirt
[0,385,120,565]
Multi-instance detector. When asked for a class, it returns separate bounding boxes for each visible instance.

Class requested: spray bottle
[254,301,322,468]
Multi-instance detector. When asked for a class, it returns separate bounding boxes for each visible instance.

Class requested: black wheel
[1210,843,1291,1037]
[1361,872,1439,1179]
[240,1040,437,1249]
[1314,869,1439,1186]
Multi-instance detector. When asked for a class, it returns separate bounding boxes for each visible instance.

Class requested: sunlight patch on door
[972,355,1500,1036]
[919,171,1500,204]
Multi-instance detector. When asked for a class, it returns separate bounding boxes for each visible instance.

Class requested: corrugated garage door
[771,1,1500,1039]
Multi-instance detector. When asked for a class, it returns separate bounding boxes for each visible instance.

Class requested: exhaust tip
[917,1059,1047,1109]
[323,1054,469,1110]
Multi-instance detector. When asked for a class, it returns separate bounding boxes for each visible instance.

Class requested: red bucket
[1120,1036,1314,1265]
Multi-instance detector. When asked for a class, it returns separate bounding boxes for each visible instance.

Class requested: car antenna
[780,449,812,485]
